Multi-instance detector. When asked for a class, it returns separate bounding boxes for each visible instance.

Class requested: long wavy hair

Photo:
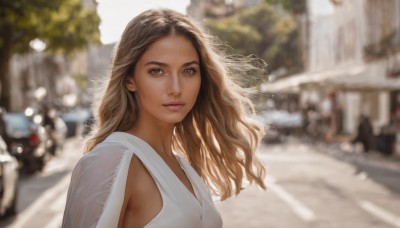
[85,9,266,200]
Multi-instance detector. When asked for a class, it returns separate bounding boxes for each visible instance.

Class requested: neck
[127,115,175,158]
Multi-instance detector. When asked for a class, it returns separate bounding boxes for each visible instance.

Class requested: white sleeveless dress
[62,132,223,228]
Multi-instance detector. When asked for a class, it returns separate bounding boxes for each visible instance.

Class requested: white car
[0,136,19,218]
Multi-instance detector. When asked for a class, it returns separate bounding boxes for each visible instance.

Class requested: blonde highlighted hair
[86,9,266,200]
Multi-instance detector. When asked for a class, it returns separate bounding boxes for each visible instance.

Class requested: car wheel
[36,156,46,172]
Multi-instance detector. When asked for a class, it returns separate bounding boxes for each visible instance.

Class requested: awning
[261,58,400,93]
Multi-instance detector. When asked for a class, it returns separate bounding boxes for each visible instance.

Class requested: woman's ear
[126,76,137,92]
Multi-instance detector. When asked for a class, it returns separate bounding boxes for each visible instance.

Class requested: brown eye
[183,68,196,75]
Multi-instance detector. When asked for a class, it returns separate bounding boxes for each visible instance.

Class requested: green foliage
[264,0,307,14]
[206,18,262,55]
[206,3,303,77]
[73,74,88,89]
[0,0,100,109]
[0,0,100,54]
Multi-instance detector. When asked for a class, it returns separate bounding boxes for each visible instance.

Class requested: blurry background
[0,0,399,227]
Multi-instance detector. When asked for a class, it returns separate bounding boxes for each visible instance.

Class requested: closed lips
[163,103,184,106]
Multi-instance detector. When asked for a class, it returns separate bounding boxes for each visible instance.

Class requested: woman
[62,9,266,228]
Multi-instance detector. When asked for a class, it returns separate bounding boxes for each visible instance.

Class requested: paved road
[0,137,84,228]
[217,139,400,228]
[1,137,399,228]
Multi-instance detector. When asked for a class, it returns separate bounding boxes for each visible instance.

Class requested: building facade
[263,0,400,142]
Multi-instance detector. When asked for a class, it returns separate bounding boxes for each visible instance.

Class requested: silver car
[0,136,19,218]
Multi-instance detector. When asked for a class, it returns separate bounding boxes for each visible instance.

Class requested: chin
[165,117,185,124]
[161,114,188,124]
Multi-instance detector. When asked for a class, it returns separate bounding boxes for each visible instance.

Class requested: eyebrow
[144,60,199,67]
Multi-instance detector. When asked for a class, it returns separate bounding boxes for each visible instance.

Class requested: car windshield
[61,109,91,122]
[4,113,31,133]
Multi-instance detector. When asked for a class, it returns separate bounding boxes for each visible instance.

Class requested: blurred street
[217,139,400,228]
[1,0,399,227]
[0,137,85,228]
[0,137,399,228]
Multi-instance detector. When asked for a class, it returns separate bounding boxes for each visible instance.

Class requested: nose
[168,72,182,96]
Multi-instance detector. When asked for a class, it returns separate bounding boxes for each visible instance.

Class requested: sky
[309,0,335,17]
[97,0,190,44]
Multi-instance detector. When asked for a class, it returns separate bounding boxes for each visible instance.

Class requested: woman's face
[126,34,201,125]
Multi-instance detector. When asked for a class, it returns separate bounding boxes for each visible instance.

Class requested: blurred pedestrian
[43,106,56,131]
[62,9,266,228]
[352,114,374,152]
[43,106,57,155]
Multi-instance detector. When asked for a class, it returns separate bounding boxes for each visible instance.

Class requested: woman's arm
[62,144,129,228]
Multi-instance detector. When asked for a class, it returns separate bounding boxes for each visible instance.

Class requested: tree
[0,0,100,110]
[206,4,303,80]
[264,0,307,14]
[206,17,262,56]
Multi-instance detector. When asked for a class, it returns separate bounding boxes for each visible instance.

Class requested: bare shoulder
[126,155,152,193]
[124,155,159,206]
[119,155,163,227]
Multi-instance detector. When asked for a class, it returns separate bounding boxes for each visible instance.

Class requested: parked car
[248,114,282,144]
[0,136,19,218]
[61,109,91,138]
[261,110,303,135]
[4,113,49,173]
[263,125,282,144]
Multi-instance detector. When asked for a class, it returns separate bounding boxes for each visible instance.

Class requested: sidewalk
[286,135,400,174]
[321,138,399,166]
[288,136,400,195]
[293,134,399,161]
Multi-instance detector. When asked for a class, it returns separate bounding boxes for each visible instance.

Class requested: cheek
[134,78,162,101]
[136,89,158,104]
[188,79,201,100]
[193,76,202,93]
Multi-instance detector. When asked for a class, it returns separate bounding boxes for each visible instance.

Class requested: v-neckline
[176,156,203,208]
[117,131,203,208]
